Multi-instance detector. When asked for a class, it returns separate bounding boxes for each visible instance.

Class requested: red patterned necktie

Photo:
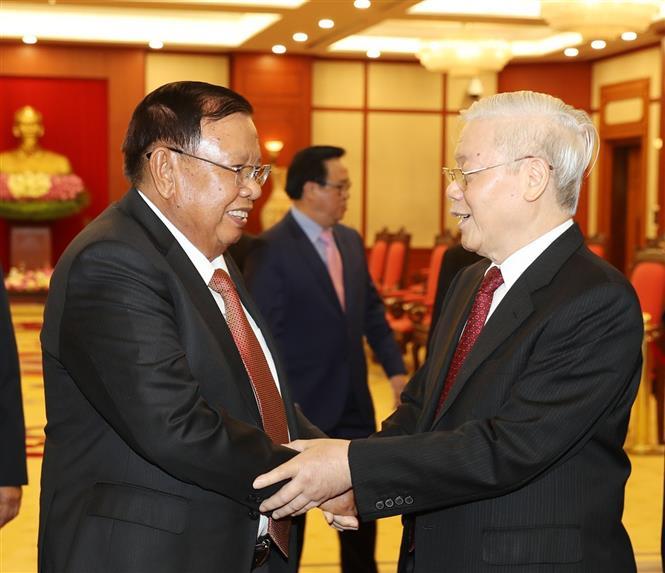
[208,268,291,557]
[435,266,504,415]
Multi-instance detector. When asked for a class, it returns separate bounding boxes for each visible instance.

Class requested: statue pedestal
[10,225,52,270]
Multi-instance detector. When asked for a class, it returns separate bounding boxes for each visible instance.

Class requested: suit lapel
[285,213,344,315]
[430,223,585,425]
[120,189,262,425]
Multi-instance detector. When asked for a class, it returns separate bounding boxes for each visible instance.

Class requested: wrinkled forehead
[455,118,500,164]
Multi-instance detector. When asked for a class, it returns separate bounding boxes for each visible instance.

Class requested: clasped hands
[253,439,359,531]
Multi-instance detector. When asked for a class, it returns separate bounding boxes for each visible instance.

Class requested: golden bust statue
[0,106,72,175]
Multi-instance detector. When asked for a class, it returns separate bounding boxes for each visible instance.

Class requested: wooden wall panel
[0,44,144,267]
[231,53,311,234]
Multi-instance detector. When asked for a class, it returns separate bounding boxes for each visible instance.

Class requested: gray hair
[462,91,597,214]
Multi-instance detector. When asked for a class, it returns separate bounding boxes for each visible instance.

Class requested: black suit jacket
[349,224,643,572]
[39,190,322,573]
[244,212,405,436]
[0,266,27,487]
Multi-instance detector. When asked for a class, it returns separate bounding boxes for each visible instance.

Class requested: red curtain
[0,76,109,269]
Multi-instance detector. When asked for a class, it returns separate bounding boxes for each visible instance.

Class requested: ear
[301,180,318,201]
[523,157,551,203]
[146,148,176,200]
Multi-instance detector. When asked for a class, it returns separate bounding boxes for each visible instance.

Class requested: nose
[445,179,463,201]
[239,179,262,201]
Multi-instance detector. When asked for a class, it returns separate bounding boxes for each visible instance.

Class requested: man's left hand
[253,438,351,519]
[389,374,408,408]
[0,486,22,528]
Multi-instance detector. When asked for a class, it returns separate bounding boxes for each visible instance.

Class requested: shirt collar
[137,189,229,285]
[290,205,327,244]
[494,219,574,290]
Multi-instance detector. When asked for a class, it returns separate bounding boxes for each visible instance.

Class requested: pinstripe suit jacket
[349,223,643,572]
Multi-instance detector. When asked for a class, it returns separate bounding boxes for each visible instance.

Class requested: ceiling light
[408,0,540,17]
[354,0,371,8]
[541,0,661,40]
[22,35,37,44]
[148,39,163,49]
[591,39,607,50]
[272,44,286,54]
[366,48,380,58]
[564,47,579,57]
[292,32,308,42]
[1,4,279,48]
[318,19,335,29]
[621,31,638,41]
[418,40,512,76]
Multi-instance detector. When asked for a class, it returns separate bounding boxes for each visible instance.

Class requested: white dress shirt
[486,219,574,322]
[138,190,281,537]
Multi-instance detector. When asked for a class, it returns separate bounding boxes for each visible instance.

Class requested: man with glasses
[253,92,643,572]
[38,81,336,573]
[245,145,408,573]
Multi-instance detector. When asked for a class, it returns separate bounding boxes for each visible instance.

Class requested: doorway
[608,140,643,273]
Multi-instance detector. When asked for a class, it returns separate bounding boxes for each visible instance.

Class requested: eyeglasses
[319,180,351,193]
[442,155,553,192]
[146,147,271,187]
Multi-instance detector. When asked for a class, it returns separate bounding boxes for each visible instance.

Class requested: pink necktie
[435,267,504,415]
[208,268,291,557]
[320,228,345,310]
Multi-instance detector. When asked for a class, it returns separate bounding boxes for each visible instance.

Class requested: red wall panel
[0,76,108,268]
[231,53,312,234]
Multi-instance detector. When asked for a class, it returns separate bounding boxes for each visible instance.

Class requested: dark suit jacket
[244,211,405,436]
[428,244,484,347]
[0,266,27,487]
[348,224,643,572]
[39,190,322,573]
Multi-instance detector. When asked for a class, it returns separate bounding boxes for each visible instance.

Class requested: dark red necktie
[435,266,504,415]
[208,268,291,557]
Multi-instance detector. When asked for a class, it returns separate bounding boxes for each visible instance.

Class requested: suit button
[248,510,260,520]
[395,496,404,506]
[385,498,394,508]
[404,496,414,505]
[375,501,385,510]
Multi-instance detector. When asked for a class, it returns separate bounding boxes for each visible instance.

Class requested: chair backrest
[368,227,391,286]
[381,228,410,292]
[630,247,665,324]
[423,232,455,307]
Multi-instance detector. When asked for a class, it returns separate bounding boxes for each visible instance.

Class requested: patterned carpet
[1,302,662,572]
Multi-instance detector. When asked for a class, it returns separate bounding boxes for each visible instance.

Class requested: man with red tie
[38,81,345,573]
[245,145,407,573]
[253,91,644,573]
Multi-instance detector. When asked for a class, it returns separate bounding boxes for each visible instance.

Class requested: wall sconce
[467,77,484,101]
[264,139,284,163]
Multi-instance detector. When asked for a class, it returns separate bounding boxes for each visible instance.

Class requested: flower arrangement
[4,265,53,293]
[0,173,89,221]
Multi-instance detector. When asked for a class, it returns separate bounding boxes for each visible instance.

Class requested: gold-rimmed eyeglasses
[146,147,271,187]
[442,155,553,192]
[319,180,351,193]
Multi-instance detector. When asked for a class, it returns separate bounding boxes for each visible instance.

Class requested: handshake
[253,438,359,531]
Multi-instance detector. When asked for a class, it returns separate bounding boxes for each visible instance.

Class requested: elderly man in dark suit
[254,91,644,573]
[38,81,350,573]
[245,145,407,573]
[0,266,27,528]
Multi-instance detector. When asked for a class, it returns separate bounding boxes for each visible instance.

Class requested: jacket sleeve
[357,232,407,378]
[349,280,643,520]
[56,241,297,507]
[0,267,27,486]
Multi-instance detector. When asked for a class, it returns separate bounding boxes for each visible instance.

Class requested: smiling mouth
[453,212,471,223]
[227,209,249,224]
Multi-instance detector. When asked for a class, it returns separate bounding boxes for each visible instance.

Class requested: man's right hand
[0,486,22,528]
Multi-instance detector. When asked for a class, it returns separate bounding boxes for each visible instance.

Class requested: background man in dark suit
[38,81,351,573]
[245,145,407,572]
[0,266,27,528]
[254,91,644,572]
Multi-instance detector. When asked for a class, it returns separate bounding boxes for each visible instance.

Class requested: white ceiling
[1,0,664,66]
